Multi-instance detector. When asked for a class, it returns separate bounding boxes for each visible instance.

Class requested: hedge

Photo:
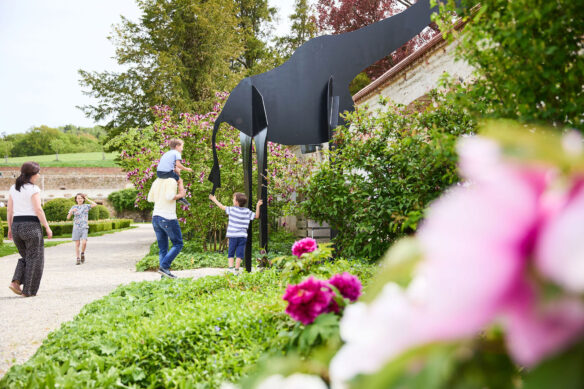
[0,207,6,220]
[43,198,76,221]
[108,188,138,212]
[88,205,111,221]
[0,219,132,237]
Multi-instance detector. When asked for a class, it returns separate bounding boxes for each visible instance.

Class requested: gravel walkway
[0,224,225,377]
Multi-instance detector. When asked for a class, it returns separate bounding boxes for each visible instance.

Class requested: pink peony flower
[329,272,362,302]
[331,135,584,384]
[283,277,335,325]
[291,238,318,258]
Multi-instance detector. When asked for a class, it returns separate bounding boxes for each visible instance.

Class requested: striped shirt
[225,206,255,238]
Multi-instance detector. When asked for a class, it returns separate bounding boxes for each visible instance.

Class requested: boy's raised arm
[209,194,226,211]
[255,199,263,219]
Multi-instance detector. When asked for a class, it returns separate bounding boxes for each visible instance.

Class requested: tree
[233,0,279,75]
[49,139,68,161]
[7,126,61,157]
[438,0,584,131]
[6,126,102,157]
[315,0,439,81]
[275,0,318,60]
[0,140,13,163]
[78,0,244,140]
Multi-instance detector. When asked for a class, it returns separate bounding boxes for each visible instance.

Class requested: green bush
[43,198,75,222]
[441,0,584,132]
[0,261,375,387]
[107,188,138,212]
[88,205,110,220]
[0,207,6,220]
[0,219,132,238]
[301,93,475,259]
[0,215,3,246]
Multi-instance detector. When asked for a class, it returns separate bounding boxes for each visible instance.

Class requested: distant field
[0,152,119,167]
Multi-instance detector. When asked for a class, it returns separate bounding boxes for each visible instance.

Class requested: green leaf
[523,342,584,389]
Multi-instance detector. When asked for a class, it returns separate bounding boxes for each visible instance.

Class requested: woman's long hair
[15,162,40,191]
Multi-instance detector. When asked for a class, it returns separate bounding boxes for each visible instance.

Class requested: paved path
[0,224,224,377]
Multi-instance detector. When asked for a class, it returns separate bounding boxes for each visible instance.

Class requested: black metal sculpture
[209,0,448,271]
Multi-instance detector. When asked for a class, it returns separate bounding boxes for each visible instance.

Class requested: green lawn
[1,152,119,167]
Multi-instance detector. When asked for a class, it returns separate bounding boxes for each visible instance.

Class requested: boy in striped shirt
[209,192,262,274]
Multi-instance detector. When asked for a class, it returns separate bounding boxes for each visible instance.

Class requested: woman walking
[66,193,97,265]
[7,162,52,297]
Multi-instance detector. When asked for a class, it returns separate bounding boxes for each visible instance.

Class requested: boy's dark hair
[169,139,183,149]
[234,192,247,207]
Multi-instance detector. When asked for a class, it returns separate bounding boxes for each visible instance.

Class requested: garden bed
[0,260,375,387]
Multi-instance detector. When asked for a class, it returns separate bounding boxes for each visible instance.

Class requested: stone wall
[354,36,475,110]
[0,167,132,203]
[352,18,471,109]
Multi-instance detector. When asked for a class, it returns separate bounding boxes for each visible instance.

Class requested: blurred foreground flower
[256,373,328,389]
[331,123,584,384]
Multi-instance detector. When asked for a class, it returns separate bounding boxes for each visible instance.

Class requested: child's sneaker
[76,258,81,265]
[80,252,85,263]
[178,197,190,206]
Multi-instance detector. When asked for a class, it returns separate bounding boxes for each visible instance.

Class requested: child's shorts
[72,227,89,241]
[157,170,180,181]
[228,237,247,259]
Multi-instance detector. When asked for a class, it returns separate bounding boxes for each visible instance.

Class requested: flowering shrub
[272,239,337,283]
[291,237,318,258]
[300,91,476,259]
[106,94,304,246]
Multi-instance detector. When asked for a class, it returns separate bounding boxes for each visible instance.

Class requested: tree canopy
[315,0,439,80]
[79,0,281,141]
[437,0,584,131]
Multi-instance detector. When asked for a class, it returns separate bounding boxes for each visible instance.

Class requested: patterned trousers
[12,221,45,296]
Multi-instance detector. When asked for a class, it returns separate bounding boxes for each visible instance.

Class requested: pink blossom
[329,272,362,302]
[282,277,335,325]
[331,135,584,384]
[410,137,584,367]
[291,238,317,258]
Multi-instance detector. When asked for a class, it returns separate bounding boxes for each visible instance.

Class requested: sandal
[8,284,22,295]
[81,252,85,263]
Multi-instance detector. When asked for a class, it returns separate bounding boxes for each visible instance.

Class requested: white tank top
[9,184,40,217]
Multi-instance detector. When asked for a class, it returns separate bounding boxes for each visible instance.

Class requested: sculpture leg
[240,132,254,272]
[254,128,268,252]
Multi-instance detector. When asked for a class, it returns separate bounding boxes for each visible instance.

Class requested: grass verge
[2,152,118,167]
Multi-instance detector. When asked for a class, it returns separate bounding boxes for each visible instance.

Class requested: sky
[0,0,296,135]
